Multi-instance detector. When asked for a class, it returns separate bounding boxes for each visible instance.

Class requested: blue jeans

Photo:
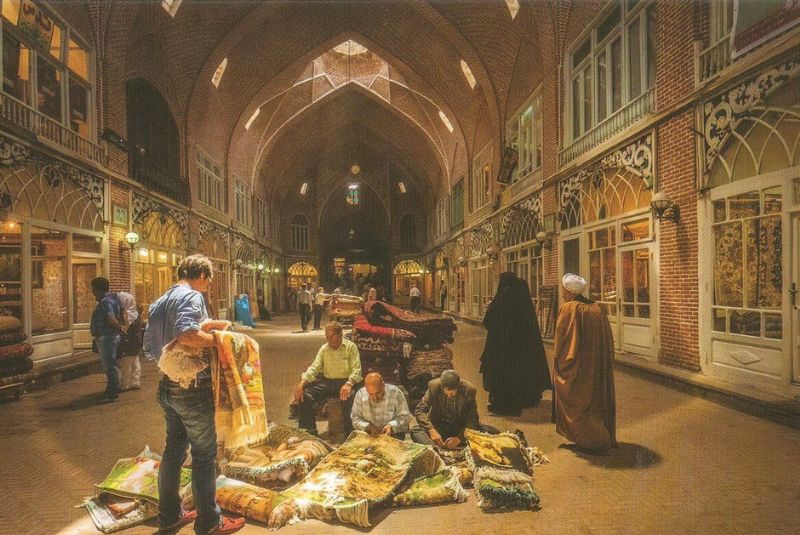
[157,377,220,534]
[95,333,121,399]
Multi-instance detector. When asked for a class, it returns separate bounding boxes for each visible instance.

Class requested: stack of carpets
[407,345,454,380]
[0,316,34,388]
[219,424,332,489]
[329,295,364,327]
[351,315,415,384]
[363,300,456,345]
[464,429,542,511]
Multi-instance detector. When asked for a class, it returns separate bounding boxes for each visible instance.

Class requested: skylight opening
[161,0,183,17]
[244,108,260,130]
[438,110,454,133]
[333,40,369,56]
[300,182,309,195]
[212,57,228,88]
[460,60,477,89]
[505,0,520,20]
[398,182,407,194]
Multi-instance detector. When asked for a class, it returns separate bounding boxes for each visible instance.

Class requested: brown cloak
[554,296,617,451]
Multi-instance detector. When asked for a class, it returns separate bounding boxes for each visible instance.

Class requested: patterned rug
[407,346,454,379]
[212,329,268,449]
[393,467,467,506]
[220,424,332,489]
[270,431,444,528]
[465,429,540,510]
[363,301,456,344]
[84,447,191,533]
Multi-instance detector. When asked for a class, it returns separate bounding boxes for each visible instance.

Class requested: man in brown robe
[554,273,617,452]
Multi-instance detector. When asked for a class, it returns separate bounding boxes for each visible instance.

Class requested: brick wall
[655,111,700,370]
[108,183,132,293]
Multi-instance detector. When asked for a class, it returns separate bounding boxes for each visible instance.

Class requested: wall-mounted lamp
[234,258,243,269]
[122,231,139,253]
[458,255,466,266]
[257,263,265,271]
[486,243,500,261]
[536,230,553,249]
[651,191,680,224]
[273,267,280,274]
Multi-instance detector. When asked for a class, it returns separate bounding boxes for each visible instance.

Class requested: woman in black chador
[480,271,552,416]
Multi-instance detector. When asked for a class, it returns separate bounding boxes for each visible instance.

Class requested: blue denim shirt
[90,293,121,337]
[143,284,208,362]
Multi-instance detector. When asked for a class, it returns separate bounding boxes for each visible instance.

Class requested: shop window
[621,217,650,242]
[291,215,309,251]
[451,179,464,227]
[31,227,68,336]
[0,221,22,322]
[197,149,224,211]
[568,0,655,140]
[507,94,543,182]
[72,261,99,325]
[712,187,782,340]
[588,225,618,316]
[2,33,31,104]
[235,180,251,225]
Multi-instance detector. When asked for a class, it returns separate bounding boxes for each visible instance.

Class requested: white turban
[562,273,586,294]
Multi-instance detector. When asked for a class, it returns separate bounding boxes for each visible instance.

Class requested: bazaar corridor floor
[1,314,797,535]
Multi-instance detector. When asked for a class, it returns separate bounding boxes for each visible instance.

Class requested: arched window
[126,78,186,202]
[291,214,309,251]
[399,213,416,250]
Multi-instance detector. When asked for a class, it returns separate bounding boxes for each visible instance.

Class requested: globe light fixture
[123,231,140,252]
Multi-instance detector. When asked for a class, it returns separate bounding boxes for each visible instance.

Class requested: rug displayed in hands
[392,467,467,506]
[220,424,332,489]
[272,431,444,528]
[465,429,540,511]
[212,329,268,449]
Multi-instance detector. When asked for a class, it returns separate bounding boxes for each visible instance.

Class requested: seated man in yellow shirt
[293,321,363,436]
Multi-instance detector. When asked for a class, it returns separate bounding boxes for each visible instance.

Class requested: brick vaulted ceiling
[104,0,555,202]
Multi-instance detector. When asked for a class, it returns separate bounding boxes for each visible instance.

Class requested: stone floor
[1,313,798,535]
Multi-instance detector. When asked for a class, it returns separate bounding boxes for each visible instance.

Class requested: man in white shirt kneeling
[351,372,411,440]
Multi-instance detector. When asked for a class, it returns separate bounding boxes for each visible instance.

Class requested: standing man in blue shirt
[90,277,126,404]
[143,254,244,535]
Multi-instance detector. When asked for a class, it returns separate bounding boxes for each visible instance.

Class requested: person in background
[90,277,126,404]
[297,283,312,332]
[439,279,448,311]
[366,287,377,301]
[144,254,244,534]
[116,291,142,392]
[294,321,362,436]
[350,372,410,440]
[312,286,327,330]
[554,273,617,454]
[409,282,421,313]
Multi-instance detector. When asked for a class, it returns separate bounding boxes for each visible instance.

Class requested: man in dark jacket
[411,369,480,449]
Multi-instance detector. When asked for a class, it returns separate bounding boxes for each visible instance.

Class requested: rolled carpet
[0,316,22,334]
[407,346,453,380]
[0,343,33,363]
[0,331,26,345]
[0,356,33,376]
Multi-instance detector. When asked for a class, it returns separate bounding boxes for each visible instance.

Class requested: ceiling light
[438,110,454,133]
[350,163,361,175]
[460,60,476,89]
[348,183,359,190]
[398,182,406,194]
[300,182,308,195]
[245,108,260,130]
[212,57,227,88]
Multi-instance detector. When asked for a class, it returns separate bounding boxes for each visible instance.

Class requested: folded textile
[393,467,467,506]
[360,354,401,385]
[0,315,22,334]
[353,316,416,343]
[220,424,332,489]
[0,342,33,362]
[436,447,474,487]
[351,333,406,356]
[272,431,444,528]
[214,475,281,524]
[0,356,33,376]
[0,331,26,345]
[212,329,268,449]
[407,346,453,380]
[363,301,456,344]
[83,495,157,534]
[465,429,540,511]
[0,371,33,386]
[94,446,191,504]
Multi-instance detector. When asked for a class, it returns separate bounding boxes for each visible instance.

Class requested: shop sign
[18,0,55,51]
